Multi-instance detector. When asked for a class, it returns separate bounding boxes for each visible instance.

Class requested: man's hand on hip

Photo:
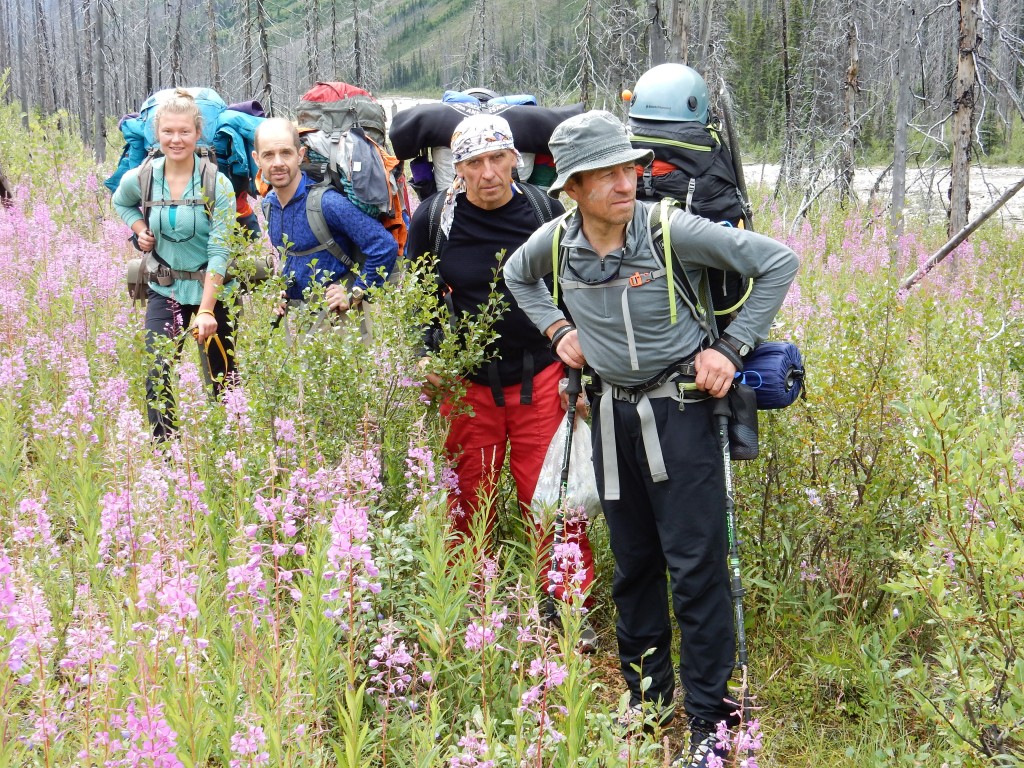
[695,347,736,398]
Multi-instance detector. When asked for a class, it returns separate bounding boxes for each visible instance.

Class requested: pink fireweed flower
[448,729,495,768]
[0,351,28,391]
[519,656,569,711]
[176,361,209,430]
[114,697,185,768]
[368,632,417,700]
[229,715,270,768]
[59,586,118,687]
[222,383,254,435]
[547,520,589,605]
[225,554,271,632]
[97,489,136,576]
[322,495,381,622]
[12,493,55,554]
[4,571,56,684]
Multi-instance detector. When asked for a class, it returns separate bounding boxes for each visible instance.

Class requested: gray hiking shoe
[577,620,599,653]
[671,718,729,768]
[541,600,599,654]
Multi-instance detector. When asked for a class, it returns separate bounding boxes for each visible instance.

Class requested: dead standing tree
[840,17,860,205]
[948,0,979,239]
[891,0,916,240]
[92,0,107,161]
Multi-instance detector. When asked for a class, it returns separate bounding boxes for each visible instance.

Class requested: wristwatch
[720,333,751,357]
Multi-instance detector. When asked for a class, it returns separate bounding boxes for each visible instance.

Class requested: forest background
[1,0,1024,767]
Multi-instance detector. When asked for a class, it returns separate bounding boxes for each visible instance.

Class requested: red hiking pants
[441,360,595,603]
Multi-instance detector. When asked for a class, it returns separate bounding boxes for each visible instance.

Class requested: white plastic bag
[531,417,601,520]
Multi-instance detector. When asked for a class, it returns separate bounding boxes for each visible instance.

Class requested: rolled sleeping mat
[389,102,585,160]
[739,341,805,410]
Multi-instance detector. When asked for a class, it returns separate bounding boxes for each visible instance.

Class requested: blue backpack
[104,87,265,207]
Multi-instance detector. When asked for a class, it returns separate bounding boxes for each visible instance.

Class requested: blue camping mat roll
[739,341,804,410]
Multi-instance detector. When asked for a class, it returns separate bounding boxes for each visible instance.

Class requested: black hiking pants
[592,393,736,725]
[144,290,235,440]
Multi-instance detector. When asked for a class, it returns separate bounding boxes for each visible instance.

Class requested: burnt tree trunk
[949,0,979,239]
[93,0,106,160]
[891,0,915,241]
[257,0,272,109]
[209,0,222,93]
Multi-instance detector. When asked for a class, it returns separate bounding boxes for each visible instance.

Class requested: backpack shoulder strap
[517,182,557,226]
[550,208,575,305]
[648,199,716,339]
[197,148,218,218]
[426,190,447,258]
[137,154,156,228]
[300,184,356,267]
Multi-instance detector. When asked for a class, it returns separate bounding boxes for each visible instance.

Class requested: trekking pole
[712,394,752,720]
[555,367,584,549]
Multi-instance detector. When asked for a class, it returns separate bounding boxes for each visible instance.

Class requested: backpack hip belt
[144,253,207,286]
[151,264,208,286]
[596,357,708,501]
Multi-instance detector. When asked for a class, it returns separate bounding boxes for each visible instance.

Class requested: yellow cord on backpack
[661,198,678,325]
[715,278,754,316]
[552,226,561,304]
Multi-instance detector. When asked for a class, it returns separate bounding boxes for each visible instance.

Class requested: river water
[713,163,1021,229]
[380,97,1023,228]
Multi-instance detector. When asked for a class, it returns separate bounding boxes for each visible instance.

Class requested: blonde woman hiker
[113,89,237,441]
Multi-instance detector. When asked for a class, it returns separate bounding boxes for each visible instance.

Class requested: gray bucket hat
[547,110,654,198]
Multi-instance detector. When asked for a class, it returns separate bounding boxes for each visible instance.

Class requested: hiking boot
[541,601,599,654]
[615,699,675,734]
[577,620,599,653]
[671,718,729,768]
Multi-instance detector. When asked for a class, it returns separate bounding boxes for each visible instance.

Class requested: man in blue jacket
[253,118,397,317]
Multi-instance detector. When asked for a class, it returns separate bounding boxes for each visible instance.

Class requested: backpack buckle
[628,271,653,287]
[155,264,173,286]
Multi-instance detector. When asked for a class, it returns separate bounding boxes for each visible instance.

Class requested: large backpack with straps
[629,117,752,334]
[108,88,269,302]
[258,82,409,262]
[105,87,265,201]
[390,97,584,200]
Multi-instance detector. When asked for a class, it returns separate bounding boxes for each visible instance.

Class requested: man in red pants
[409,114,597,650]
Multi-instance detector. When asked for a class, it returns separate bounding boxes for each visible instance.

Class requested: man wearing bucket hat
[408,113,598,651]
[504,110,798,767]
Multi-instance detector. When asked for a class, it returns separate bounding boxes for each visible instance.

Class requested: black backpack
[630,118,751,333]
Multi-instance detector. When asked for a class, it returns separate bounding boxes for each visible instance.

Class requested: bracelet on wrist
[549,323,576,352]
[710,337,744,371]
[196,308,216,319]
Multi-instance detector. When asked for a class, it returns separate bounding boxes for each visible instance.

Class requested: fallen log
[899,175,1024,292]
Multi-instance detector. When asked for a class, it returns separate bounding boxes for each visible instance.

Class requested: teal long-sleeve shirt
[113,155,235,306]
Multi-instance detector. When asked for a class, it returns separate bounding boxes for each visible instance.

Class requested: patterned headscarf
[439,114,523,238]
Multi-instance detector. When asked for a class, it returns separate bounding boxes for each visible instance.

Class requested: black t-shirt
[407,187,565,387]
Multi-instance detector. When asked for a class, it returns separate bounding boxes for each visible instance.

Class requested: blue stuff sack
[738,341,805,410]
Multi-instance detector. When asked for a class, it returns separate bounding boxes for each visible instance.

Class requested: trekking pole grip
[565,367,583,400]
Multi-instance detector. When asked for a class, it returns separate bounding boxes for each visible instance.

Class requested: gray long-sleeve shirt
[503,202,799,386]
